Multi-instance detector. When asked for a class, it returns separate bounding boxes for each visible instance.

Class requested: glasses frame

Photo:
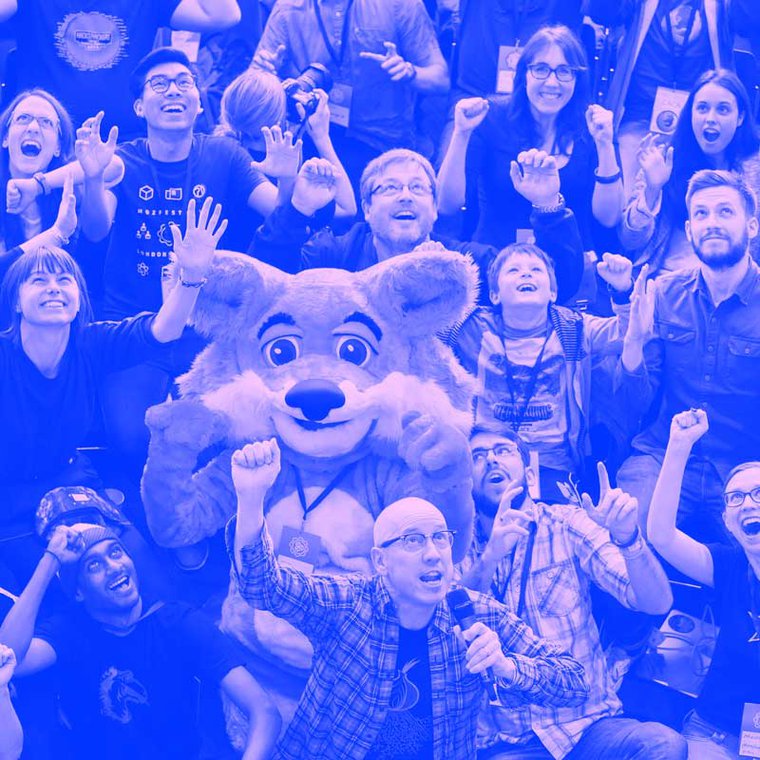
[380,529,457,552]
[370,180,434,199]
[723,487,760,509]
[11,112,61,133]
[145,73,198,95]
[471,442,521,463]
[527,63,578,83]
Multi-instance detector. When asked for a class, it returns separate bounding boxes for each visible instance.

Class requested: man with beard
[462,427,684,760]
[617,169,760,544]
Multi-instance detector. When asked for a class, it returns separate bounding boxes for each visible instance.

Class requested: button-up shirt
[229,520,589,760]
[624,259,760,476]
[460,502,635,759]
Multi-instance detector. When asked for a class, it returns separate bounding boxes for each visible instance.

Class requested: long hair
[0,247,93,342]
[665,69,760,225]
[506,25,591,155]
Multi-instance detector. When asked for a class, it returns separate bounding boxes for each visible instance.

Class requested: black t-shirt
[623,0,711,124]
[369,625,434,760]
[696,545,760,735]
[9,0,180,138]
[35,600,246,759]
[103,135,265,320]
[0,314,165,535]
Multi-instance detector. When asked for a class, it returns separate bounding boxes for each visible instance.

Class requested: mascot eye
[263,336,301,366]
[336,336,372,367]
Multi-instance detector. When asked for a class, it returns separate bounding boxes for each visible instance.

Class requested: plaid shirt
[229,519,589,760]
[460,502,635,759]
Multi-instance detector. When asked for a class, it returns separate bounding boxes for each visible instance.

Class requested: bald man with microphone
[228,437,588,760]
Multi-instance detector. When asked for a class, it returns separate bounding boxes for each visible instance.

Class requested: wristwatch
[531,193,565,214]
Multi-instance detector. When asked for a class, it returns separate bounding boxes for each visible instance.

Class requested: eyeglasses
[527,63,578,83]
[724,487,760,508]
[370,180,433,198]
[145,73,197,94]
[11,113,59,131]
[380,530,456,552]
[471,442,520,464]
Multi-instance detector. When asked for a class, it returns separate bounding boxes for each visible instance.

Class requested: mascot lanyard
[501,325,554,433]
[294,462,357,523]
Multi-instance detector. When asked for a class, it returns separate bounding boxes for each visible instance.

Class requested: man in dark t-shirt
[0,0,241,139]
[0,523,280,758]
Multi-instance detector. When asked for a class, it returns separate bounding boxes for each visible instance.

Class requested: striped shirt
[229,520,589,760]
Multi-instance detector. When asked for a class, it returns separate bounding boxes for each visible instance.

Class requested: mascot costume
[141,248,478,723]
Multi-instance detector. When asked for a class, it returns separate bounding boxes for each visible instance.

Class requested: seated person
[0,523,279,759]
[216,69,357,219]
[229,437,589,759]
[462,427,685,760]
[450,227,636,502]
[253,147,585,305]
[647,409,760,760]
[0,194,225,586]
[620,70,760,276]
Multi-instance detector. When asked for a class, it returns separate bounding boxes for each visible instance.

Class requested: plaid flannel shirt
[460,502,636,759]
[228,519,589,760]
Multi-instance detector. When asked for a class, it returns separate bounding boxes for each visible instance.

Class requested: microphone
[447,587,500,703]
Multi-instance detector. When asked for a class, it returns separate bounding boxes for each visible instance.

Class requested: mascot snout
[285,379,346,421]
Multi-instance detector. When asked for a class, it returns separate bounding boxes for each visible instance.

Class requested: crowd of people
[0,0,759,758]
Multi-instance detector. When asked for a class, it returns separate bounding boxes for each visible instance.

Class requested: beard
[692,231,748,271]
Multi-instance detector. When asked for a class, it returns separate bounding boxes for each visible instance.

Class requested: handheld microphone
[447,587,500,703]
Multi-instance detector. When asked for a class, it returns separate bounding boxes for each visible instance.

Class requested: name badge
[739,702,760,759]
[496,45,521,95]
[649,87,689,136]
[329,83,353,128]
[276,525,324,575]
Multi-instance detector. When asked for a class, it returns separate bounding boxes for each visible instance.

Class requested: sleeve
[582,310,628,358]
[531,207,585,305]
[169,604,249,685]
[479,599,589,707]
[33,612,72,662]
[225,140,267,202]
[159,0,183,26]
[449,308,486,376]
[252,2,295,77]
[707,544,742,604]
[82,313,169,373]
[394,0,445,67]
[619,170,659,254]
[226,518,363,641]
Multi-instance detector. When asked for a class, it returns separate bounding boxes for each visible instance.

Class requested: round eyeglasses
[724,487,760,509]
[146,73,198,94]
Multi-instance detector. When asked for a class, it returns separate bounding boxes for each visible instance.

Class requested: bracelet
[611,526,641,549]
[179,274,207,289]
[32,171,51,195]
[43,549,61,568]
[532,193,565,214]
[594,168,622,185]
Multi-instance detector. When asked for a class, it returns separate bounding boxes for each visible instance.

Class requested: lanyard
[664,0,701,82]
[314,0,356,71]
[294,462,356,520]
[501,326,553,433]
[515,523,537,618]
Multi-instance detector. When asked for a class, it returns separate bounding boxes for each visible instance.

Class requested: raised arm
[586,105,624,228]
[359,41,449,95]
[170,0,241,31]
[0,645,22,760]
[647,410,714,587]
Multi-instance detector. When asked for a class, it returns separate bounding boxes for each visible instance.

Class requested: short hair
[685,169,758,217]
[0,247,93,342]
[469,425,531,468]
[130,47,193,100]
[487,242,558,296]
[215,70,286,142]
[359,149,437,208]
[723,461,760,494]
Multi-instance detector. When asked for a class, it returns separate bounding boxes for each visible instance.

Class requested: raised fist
[231,438,282,501]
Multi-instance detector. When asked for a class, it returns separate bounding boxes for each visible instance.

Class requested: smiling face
[692,83,743,158]
[134,61,201,131]
[17,265,80,329]
[490,251,555,315]
[686,186,758,270]
[723,466,760,557]
[75,539,140,613]
[3,95,61,177]
[525,43,576,119]
[470,431,531,516]
[363,160,437,255]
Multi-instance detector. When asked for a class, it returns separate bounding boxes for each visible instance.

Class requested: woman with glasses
[648,408,760,760]
[620,69,760,276]
[437,25,624,253]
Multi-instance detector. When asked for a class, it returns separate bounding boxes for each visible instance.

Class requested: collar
[375,576,454,634]
[690,258,760,305]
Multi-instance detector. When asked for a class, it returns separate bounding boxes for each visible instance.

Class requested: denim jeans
[682,711,740,760]
[479,717,687,760]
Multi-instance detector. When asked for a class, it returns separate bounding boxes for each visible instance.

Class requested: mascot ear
[361,250,478,336]
[190,251,288,339]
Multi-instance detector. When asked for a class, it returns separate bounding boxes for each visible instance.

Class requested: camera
[282,63,333,124]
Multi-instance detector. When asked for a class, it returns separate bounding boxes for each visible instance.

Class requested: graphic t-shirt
[696,545,760,735]
[624,0,711,123]
[35,600,246,759]
[369,625,434,759]
[104,135,265,319]
[10,1,181,137]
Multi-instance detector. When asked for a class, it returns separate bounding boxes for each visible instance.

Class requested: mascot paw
[399,412,471,490]
[146,398,228,449]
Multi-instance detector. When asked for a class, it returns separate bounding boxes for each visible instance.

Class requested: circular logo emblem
[137,262,149,277]
[193,184,207,199]
[55,12,128,72]
[655,110,677,134]
[288,535,310,559]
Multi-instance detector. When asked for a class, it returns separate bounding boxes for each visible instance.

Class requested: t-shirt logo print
[99,666,149,724]
[55,12,129,71]
[388,658,421,711]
